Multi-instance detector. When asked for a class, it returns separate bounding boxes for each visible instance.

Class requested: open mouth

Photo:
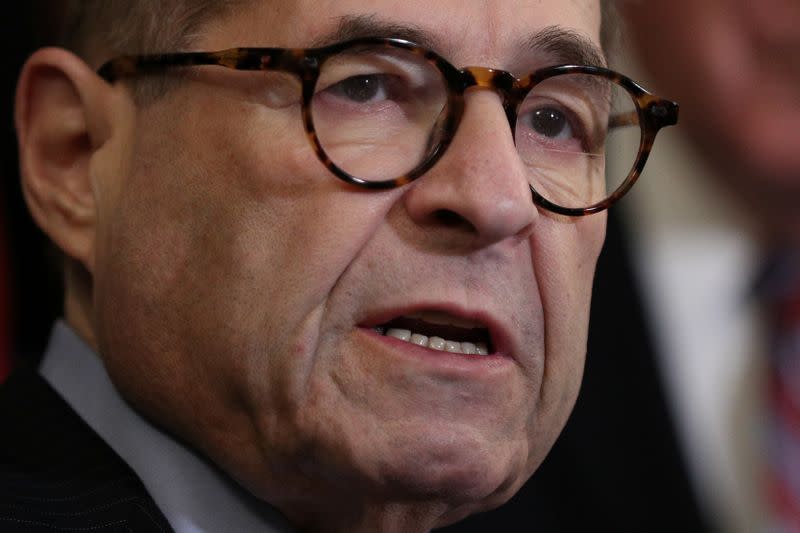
[370,313,495,356]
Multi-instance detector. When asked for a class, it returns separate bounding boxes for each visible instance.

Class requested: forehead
[201,0,602,67]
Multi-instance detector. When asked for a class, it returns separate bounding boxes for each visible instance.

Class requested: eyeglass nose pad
[503,99,518,133]
[428,107,449,151]
[424,96,465,163]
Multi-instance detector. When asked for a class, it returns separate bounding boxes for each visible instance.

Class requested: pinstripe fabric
[763,254,800,532]
[0,369,172,532]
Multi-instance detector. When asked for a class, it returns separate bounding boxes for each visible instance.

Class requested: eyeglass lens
[310,44,641,210]
[311,45,448,181]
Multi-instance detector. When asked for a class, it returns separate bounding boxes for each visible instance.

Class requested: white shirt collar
[39,320,293,533]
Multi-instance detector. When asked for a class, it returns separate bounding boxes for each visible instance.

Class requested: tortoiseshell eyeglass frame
[98,37,679,217]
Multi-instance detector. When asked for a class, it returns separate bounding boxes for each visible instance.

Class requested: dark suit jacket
[440,211,712,532]
[0,367,172,532]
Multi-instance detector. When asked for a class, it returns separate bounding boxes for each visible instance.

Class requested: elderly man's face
[91,0,603,528]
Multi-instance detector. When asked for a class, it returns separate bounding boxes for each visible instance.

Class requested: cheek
[532,212,606,328]
[92,94,402,454]
[524,212,605,447]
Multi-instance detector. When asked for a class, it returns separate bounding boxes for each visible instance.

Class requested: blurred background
[4,2,800,532]
[1,2,63,382]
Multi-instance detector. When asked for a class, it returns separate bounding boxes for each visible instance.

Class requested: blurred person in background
[619,1,800,530]
[448,0,800,531]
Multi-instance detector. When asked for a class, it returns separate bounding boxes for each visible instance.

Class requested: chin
[374,426,530,508]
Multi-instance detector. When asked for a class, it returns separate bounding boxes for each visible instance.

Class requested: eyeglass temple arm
[608,98,678,131]
[97,48,296,83]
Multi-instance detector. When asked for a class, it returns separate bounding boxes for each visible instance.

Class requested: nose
[403,89,537,247]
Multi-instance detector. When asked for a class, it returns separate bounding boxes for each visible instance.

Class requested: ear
[15,47,116,274]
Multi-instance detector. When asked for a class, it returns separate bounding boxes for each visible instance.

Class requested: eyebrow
[312,15,606,68]
[522,25,607,67]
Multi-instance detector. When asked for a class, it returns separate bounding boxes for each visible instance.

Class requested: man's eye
[326,74,391,103]
[526,108,573,139]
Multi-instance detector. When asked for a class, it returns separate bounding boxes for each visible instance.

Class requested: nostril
[434,209,476,232]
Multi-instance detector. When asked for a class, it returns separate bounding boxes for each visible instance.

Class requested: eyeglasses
[98,37,678,216]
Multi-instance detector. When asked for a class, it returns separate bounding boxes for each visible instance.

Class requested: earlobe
[15,47,114,273]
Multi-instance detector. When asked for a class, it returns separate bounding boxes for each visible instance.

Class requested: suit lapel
[0,367,173,532]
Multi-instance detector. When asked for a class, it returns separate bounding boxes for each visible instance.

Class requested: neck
[63,259,98,351]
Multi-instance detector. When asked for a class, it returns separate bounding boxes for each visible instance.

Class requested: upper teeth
[375,327,489,355]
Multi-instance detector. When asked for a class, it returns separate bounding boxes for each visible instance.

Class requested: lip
[358,303,517,363]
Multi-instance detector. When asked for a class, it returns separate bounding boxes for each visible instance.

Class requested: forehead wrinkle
[311,14,448,54]
[306,12,603,73]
